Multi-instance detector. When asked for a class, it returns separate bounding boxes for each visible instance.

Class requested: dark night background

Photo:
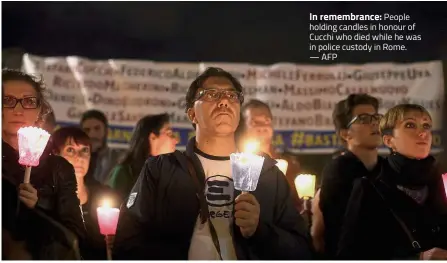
[3,1,447,175]
[3,1,447,64]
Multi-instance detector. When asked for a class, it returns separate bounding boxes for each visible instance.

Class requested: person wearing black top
[2,69,86,258]
[315,94,384,258]
[337,104,447,259]
[49,126,121,259]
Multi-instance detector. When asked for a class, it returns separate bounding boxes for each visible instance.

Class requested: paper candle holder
[18,126,51,167]
[295,174,316,200]
[275,159,289,175]
[97,206,120,236]
[231,152,265,192]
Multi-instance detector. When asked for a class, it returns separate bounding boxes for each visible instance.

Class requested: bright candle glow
[294,174,316,199]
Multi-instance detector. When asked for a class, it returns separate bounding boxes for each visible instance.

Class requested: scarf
[387,152,437,188]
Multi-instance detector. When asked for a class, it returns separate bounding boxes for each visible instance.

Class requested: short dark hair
[185,67,244,112]
[80,109,108,127]
[50,126,92,154]
[333,94,379,135]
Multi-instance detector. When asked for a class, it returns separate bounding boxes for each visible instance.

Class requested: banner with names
[22,54,444,153]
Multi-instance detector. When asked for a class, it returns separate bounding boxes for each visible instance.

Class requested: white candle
[275,159,289,175]
[294,174,316,200]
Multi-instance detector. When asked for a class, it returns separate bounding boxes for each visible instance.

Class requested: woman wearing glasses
[2,69,86,258]
[107,113,178,199]
[50,126,119,259]
[337,104,447,259]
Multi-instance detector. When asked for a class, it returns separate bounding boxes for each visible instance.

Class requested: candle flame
[101,199,111,209]
[244,141,259,154]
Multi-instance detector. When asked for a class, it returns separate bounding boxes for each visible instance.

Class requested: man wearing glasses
[312,94,384,258]
[113,67,312,260]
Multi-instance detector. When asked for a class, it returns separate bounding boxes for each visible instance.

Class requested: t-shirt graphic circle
[205,175,234,207]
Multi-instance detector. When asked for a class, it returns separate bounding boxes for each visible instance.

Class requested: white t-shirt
[188,150,237,260]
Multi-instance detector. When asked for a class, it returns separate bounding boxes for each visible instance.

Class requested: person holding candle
[2,69,86,257]
[50,126,120,259]
[337,104,447,259]
[113,67,312,260]
[107,113,178,199]
[314,94,384,258]
[236,99,303,213]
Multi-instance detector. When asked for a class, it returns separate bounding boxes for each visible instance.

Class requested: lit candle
[97,199,120,260]
[275,159,289,175]
[442,173,447,198]
[294,174,316,200]
[231,140,265,192]
[97,200,120,236]
[17,126,51,183]
[243,140,260,154]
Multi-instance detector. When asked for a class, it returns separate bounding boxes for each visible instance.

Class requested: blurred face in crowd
[82,118,106,152]
[341,104,382,149]
[59,137,91,178]
[2,81,41,136]
[383,110,432,159]
[150,122,178,156]
[188,76,242,136]
[243,106,274,145]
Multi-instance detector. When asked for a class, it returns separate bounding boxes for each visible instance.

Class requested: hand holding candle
[17,126,51,183]
[97,199,120,260]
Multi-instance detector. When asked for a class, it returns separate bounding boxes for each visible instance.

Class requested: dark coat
[113,137,313,260]
[2,140,86,242]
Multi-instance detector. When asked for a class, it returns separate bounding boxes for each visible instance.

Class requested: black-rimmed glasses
[3,96,40,109]
[195,89,244,104]
[347,113,383,128]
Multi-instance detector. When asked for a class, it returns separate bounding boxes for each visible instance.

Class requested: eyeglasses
[63,146,91,159]
[195,89,244,104]
[347,113,383,127]
[3,96,40,109]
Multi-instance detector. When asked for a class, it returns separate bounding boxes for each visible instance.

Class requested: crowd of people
[2,67,447,260]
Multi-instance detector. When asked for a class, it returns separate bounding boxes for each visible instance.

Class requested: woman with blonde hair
[337,104,447,260]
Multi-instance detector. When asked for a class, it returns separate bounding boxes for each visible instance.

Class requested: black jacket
[2,140,86,242]
[113,137,313,260]
[336,160,447,259]
[319,151,383,258]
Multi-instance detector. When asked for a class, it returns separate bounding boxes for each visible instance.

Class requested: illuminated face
[383,110,432,159]
[243,106,274,145]
[2,81,41,135]
[59,137,91,178]
[342,104,383,149]
[188,76,242,136]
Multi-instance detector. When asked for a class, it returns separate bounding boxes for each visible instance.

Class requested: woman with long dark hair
[107,113,178,198]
